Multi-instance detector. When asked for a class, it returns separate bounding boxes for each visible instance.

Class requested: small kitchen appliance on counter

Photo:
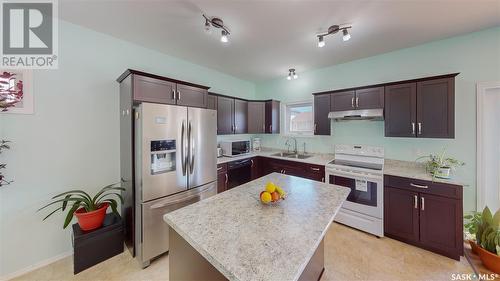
[220,140,250,157]
[326,144,384,237]
[217,147,223,158]
[252,138,261,152]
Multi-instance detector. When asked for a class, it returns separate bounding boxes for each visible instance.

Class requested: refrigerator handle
[188,121,195,174]
[181,120,187,176]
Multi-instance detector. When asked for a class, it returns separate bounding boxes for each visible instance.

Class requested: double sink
[270,152,312,159]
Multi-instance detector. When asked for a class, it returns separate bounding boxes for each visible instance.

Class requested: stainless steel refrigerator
[133,102,217,267]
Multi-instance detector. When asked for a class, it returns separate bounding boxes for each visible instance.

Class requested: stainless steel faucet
[285,137,298,154]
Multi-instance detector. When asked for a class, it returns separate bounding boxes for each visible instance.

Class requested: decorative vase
[435,166,451,179]
[476,244,500,274]
[74,203,109,231]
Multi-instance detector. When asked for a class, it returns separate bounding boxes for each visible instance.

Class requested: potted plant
[0,140,13,187]
[464,206,500,274]
[417,149,464,179]
[38,183,124,231]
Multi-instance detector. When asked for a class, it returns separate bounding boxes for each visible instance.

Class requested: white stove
[326,144,384,237]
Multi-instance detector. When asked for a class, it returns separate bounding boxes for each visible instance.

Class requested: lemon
[265,182,276,193]
[260,191,272,203]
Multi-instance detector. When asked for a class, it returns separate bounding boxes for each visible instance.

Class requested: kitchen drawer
[384,175,462,199]
[217,163,227,174]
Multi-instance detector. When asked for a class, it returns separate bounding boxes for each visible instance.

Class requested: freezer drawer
[140,181,216,262]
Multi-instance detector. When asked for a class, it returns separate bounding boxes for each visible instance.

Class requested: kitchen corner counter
[383,159,464,186]
[217,149,335,166]
[164,173,350,281]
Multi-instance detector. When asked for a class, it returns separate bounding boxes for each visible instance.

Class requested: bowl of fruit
[259,182,287,205]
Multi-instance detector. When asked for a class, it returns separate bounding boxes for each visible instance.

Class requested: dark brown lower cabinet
[261,158,325,182]
[384,175,463,260]
[250,157,260,180]
[216,163,228,193]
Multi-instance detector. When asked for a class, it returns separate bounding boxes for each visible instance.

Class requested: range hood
[328,109,384,121]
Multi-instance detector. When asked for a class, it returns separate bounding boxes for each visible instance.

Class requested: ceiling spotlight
[318,36,325,48]
[204,20,212,34]
[316,25,352,47]
[287,69,298,81]
[220,30,229,43]
[203,14,231,44]
[342,29,351,41]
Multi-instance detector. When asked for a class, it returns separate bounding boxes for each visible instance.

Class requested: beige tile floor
[12,223,475,281]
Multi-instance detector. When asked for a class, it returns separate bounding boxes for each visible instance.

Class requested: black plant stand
[72,213,124,274]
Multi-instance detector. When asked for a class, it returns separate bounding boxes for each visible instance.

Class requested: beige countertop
[384,159,464,186]
[217,148,335,166]
[218,148,464,186]
[164,173,350,281]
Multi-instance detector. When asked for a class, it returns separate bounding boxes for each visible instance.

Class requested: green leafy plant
[38,182,124,228]
[464,206,500,255]
[0,140,12,187]
[416,149,464,178]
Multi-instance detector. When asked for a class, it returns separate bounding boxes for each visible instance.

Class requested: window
[284,101,314,135]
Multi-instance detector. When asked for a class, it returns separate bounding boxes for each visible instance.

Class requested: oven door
[326,168,383,219]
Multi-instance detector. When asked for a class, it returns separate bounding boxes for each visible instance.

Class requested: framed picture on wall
[0,70,33,114]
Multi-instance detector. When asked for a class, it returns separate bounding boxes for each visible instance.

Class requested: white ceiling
[60,0,500,82]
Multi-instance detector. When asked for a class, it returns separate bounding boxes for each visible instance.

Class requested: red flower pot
[476,244,500,274]
[74,203,109,231]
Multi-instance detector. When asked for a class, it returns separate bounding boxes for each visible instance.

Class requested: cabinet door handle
[177,90,181,100]
[321,177,325,182]
[283,169,286,174]
[314,123,317,133]
[351,97,355,108]
[421,197,425,211]
[418,122,422,135]
[412,122,415,135]
[269,125,272,132]
[413,195,418,209]
[250,159,254,168]
[410,183,428,189]
[355,97,359,108]
[217,166,223,171]
[172,89,176,100]
[225,173,228,184]
[310,167,320,171]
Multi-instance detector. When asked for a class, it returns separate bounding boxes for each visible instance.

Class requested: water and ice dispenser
[150,140,176,175]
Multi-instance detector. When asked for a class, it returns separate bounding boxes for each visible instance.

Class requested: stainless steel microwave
[220,140,250,157]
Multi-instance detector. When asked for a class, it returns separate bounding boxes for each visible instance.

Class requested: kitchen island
[163,173,350,281]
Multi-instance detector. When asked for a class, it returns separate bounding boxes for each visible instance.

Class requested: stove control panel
[334,144,384,158]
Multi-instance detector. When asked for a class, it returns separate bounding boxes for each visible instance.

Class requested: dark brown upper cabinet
[416,78,454,138]
[207,94,217,110]
[265,100,280,134]
[385,76,456,138]
[133,75,177,105]
[248,101,265,133]
[176,84,207,108]
[314,94,331,135]
[118,69,209,108]
[216,96,234,135]
[234,99,248,134]
[331,91,355,111]
[385,82,417,137]
[355,87,384,109]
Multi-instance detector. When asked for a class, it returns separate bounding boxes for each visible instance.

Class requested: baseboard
[1,250,73,281]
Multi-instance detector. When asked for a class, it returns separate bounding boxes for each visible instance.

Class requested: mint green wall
[0,20,255,278]
[255,27,500,212]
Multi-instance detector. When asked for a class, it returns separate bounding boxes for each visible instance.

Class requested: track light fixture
[287,68,298,80]
[203,14,230,44]
[316,25,352,47]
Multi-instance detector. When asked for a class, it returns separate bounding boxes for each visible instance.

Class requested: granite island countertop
[163,173,350,281]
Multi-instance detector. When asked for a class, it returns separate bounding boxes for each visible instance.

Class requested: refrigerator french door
[134,103,216,267]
